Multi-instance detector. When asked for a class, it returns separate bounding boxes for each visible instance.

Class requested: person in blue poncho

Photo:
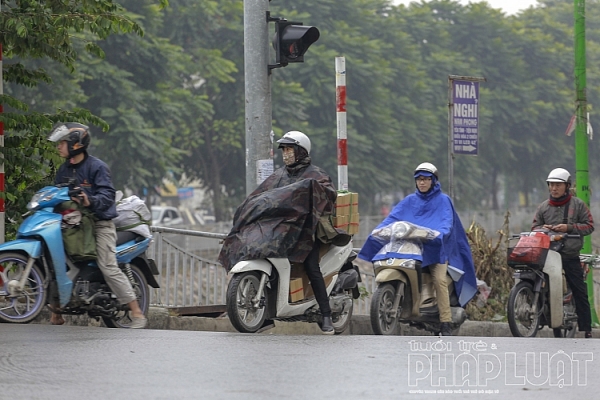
[358,162,477,336]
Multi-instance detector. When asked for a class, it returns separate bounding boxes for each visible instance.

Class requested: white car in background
[151,206,184,227]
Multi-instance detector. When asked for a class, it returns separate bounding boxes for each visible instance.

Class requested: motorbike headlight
[26,189,57,210]
[399,259,417,269]
[391,221,410,238]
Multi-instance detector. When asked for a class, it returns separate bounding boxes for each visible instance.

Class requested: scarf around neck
[548,192,572,207]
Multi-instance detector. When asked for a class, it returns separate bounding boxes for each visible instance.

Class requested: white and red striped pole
[0,38,5,244]
[335,57,348,191]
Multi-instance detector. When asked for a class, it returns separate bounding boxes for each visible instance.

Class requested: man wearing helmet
[358,162,477,336]
[532,168,594,338]
[219,131,350,334]
[47,123,147,328]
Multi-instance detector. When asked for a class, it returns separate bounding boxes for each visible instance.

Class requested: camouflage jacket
[218,158,340,271]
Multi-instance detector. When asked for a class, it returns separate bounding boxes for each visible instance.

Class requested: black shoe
[321,316,335,335]
[440,322,452,336]
[585,331,592,339]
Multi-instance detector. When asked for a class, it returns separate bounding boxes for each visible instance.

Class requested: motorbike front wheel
[103,264,150,328]
[331,295,354,335]
[507,280,541,337]
[553,292,578,338]
[226,272,267,333]
[370,282,401,335]
[0,252,47,323]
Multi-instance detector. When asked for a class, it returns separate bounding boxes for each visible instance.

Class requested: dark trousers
[562,256,592,332]
[304,240,331,316]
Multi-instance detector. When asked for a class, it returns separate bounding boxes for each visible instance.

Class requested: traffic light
[270,18,320,69]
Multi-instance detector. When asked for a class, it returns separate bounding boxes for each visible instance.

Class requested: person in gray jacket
[532,168,594,338]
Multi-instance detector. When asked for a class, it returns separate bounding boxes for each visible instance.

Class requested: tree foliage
[0,0,150,234]
[3,0,600,233]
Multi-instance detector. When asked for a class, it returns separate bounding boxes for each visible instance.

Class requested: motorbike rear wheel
[553,292,578,338]
[226,271,267,333]
[507,280,541,338]
[103,264,149,328]
[0,252,47,323]
[370,282,401,335]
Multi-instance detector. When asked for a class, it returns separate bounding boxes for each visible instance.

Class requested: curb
[31,307,598,338]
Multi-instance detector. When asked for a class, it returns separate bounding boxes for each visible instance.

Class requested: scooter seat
[116,230,144,245]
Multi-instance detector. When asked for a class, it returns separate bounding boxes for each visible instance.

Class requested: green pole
[574,0,599,326]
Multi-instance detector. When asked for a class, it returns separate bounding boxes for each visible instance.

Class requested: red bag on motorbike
[507,232,550,267]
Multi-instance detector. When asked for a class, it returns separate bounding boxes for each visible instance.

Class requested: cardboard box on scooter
[333,215,348,231]
[303,273,336,299]
[350,192,359,214]
[290,263,308,302]
[289,278,304,303]
[335,191,359,234]
[335,192,351,215]
[348,213,360,235]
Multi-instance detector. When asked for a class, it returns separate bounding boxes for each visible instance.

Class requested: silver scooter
[369,221,467,335]
[507,230,582,338]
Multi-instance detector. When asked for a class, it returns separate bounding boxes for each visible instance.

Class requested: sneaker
[585,331,592,339]
[130,316,148,329]
[440,322,453,336]
[320,316,335,335]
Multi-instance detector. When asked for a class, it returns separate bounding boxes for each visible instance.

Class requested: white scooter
[226,240,360,334]
[507,230,581,338]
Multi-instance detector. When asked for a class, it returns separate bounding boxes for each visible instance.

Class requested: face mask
[282,147,296,166]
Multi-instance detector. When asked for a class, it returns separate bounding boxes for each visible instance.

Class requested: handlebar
[511,230,581,239]
[580,254,600,268]
[511,230,581,240]
[68,188,83,198]
[57,178,79,189]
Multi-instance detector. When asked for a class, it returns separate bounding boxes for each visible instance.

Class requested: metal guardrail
[355,270,376,315]
[145,225,600,321]
[147,226,228,308]
[146,226,378,314]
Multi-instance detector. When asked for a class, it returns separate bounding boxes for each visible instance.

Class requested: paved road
[1,324,598,400]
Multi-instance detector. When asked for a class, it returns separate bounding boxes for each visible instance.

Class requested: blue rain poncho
[358,182,477,307]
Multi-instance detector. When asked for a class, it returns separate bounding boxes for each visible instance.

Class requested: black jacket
[55,153,118,221]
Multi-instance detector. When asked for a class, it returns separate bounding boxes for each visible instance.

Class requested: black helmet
[48,123,91,157]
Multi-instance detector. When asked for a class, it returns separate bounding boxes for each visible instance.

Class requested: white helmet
[414,162,438,178]
[277,131,311,154]
[546,168,571,185]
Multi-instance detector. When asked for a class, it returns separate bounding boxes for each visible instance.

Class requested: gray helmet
[276,131,311,154]
[48,122,91,157]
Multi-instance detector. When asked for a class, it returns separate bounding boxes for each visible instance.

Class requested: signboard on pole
[452,80,480,155]
[447,75,485,200]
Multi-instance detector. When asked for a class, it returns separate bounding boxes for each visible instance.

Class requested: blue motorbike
[0,184,160,328]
